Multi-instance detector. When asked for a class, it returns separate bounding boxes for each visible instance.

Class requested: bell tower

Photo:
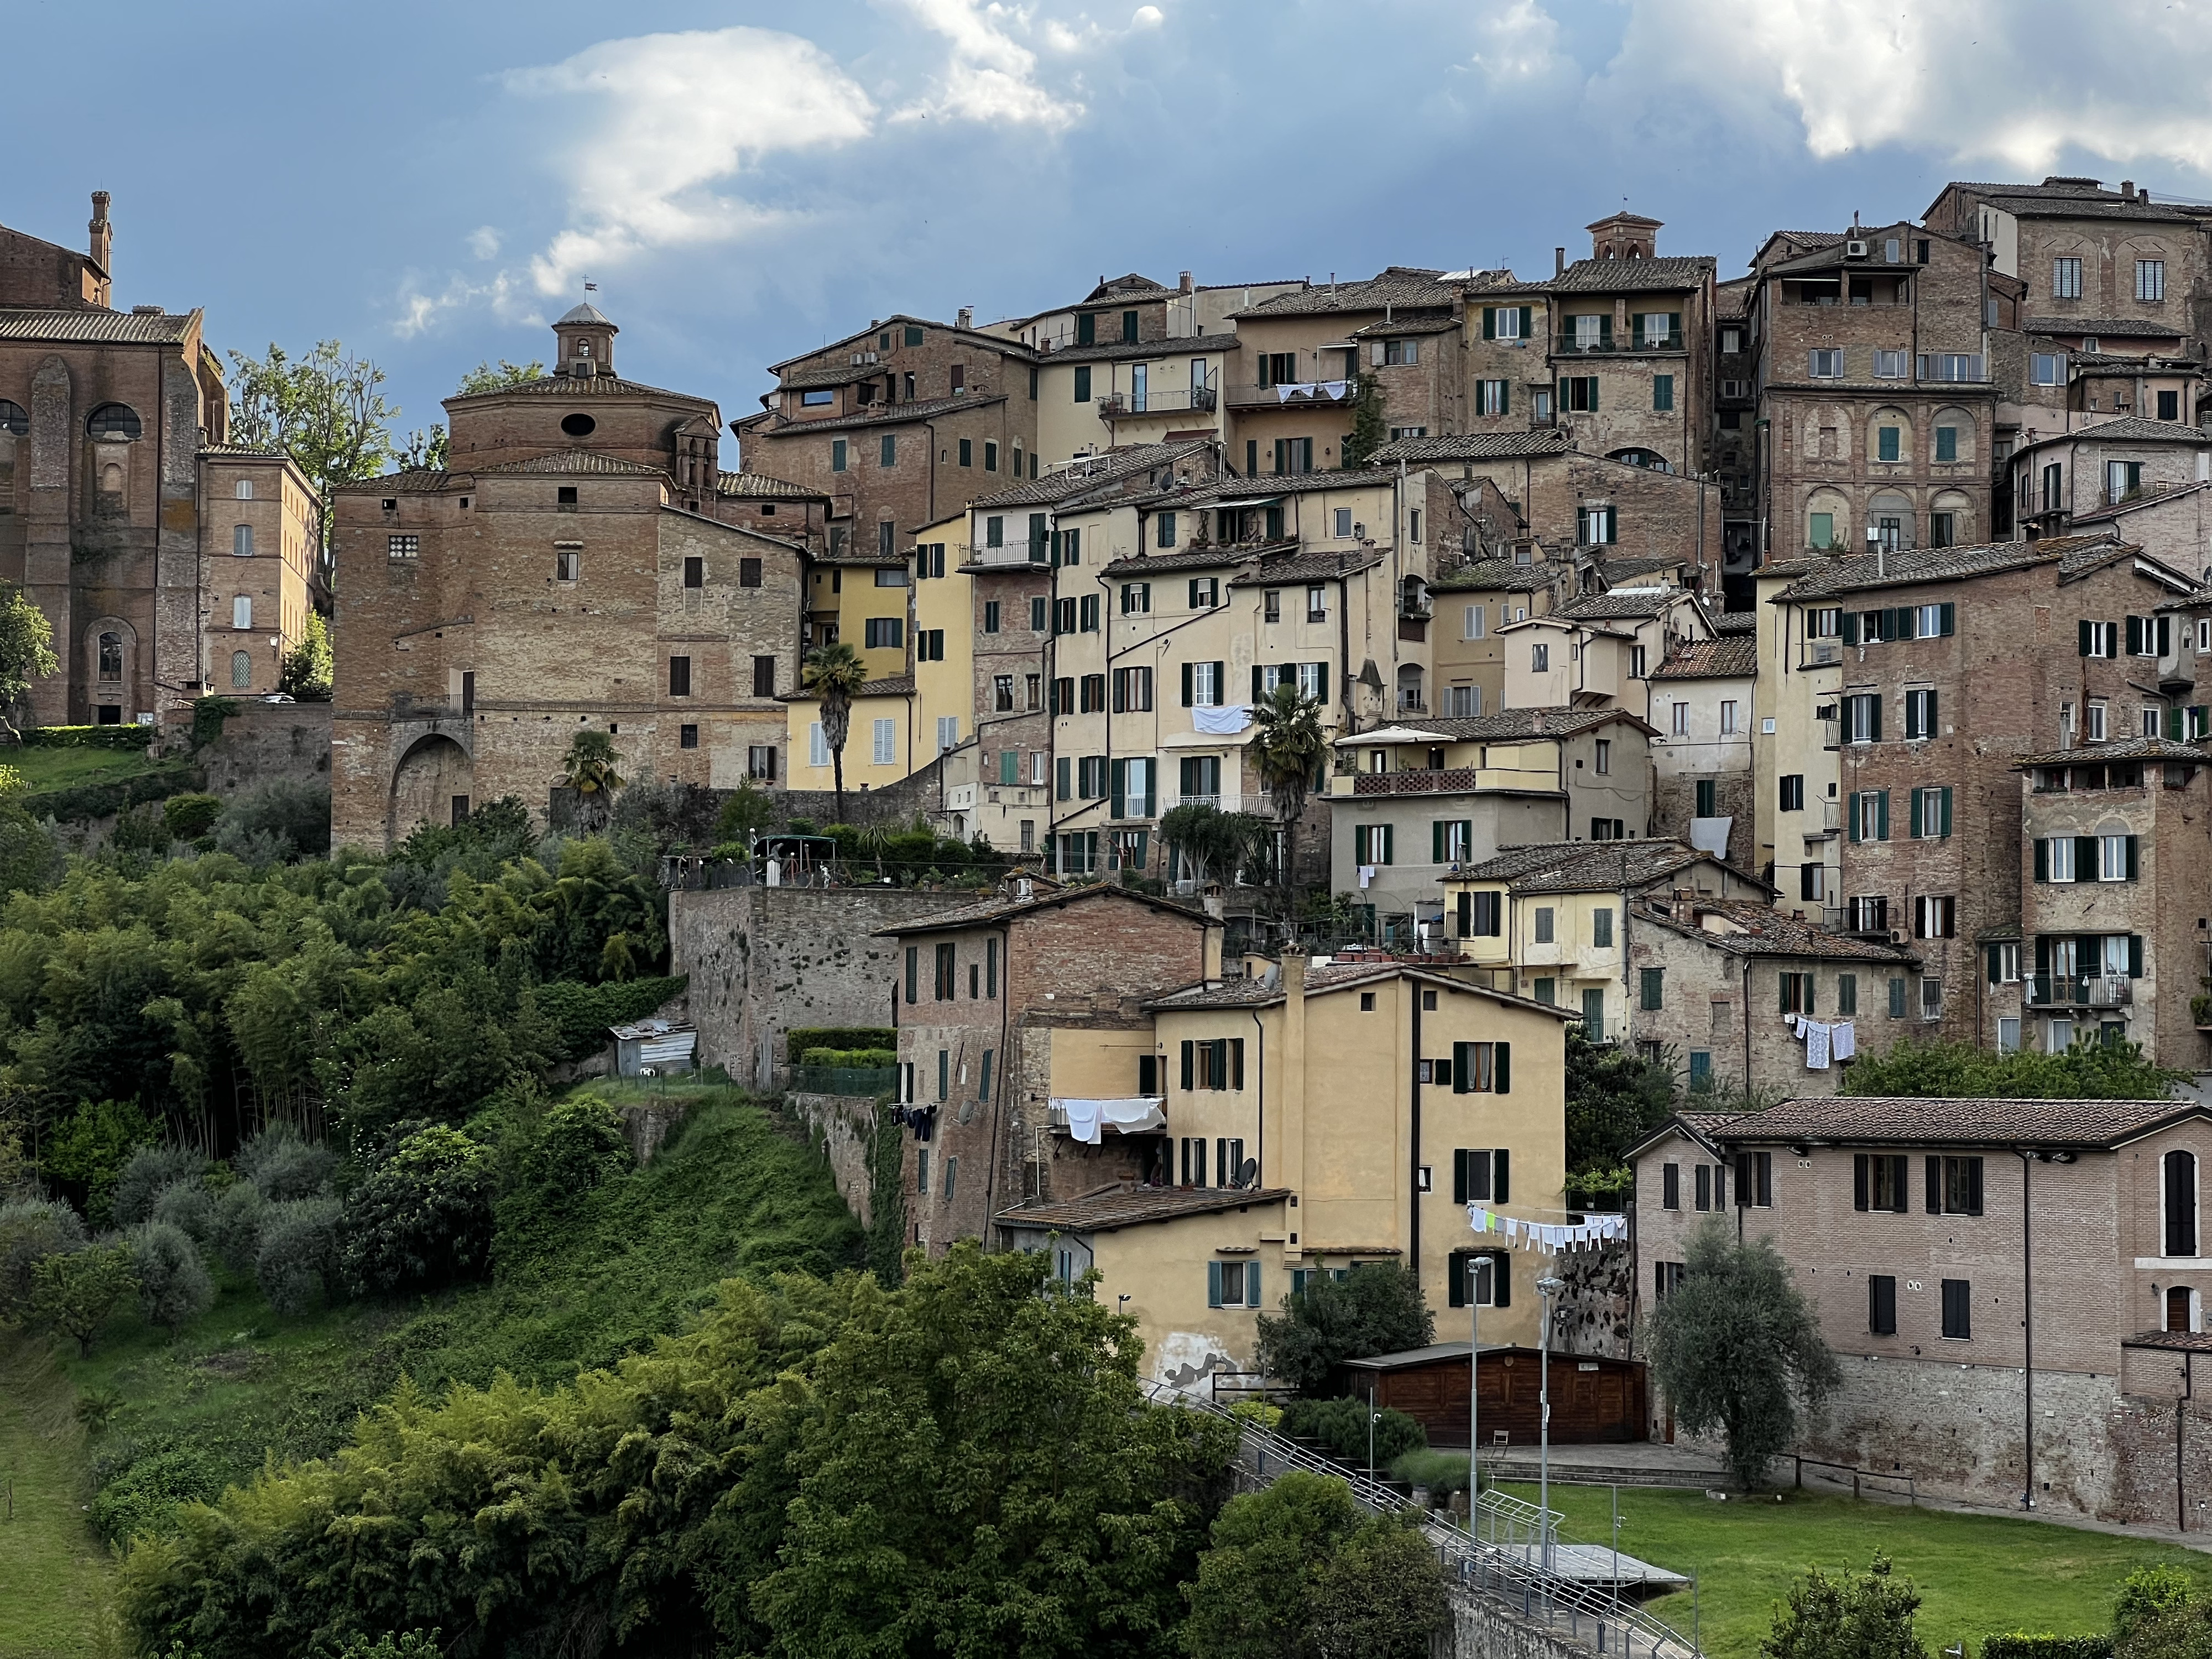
[552,302,617,377]
[1586,212,1662,262]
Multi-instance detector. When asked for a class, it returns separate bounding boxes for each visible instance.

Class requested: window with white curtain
[232,596,252,629]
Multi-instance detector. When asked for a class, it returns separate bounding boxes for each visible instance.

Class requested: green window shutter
[1840,612,1859,645]
[2127,834,2140,879]
[1493,1149,1510,1202]
[1667,311,1681,339]
[2171,706,2186,741]
[1207,1261,1223,1307]
[2161,616,2173,655]
[1876,790,1889,840]
[1598,315,1613,348]
[1490,1254,1511,1307]
[1987,945,2002,985]
[1557,377,1569,410]
[1453,1044,1474,1097]
[2079,619,2093,656]
[1110,759,1126,820]
[1870,696,1882,741]
[1432,821,1446,863]
[1459,820,1473,857]
[1848,793,1861,843]
[1247,1262,1261,1306]
[1056,757,1072,800]
[1499,380,1510,415]
[1494,1042,1509,1093]
[2128,615,2144,656]
[1519,306,1532,340]
[1251,664,1264,703]
[1939,602,1955,636]
[2131,935,2146,977]
[1482,307,1495,340]
[1381,825,1394,866]
[2034,838,2048,882]
[1180,662,1193,707]
[1939,787,1953,837]
[1908,789,1923,839]
[1585,375,1599,411]
[1781,977,1794,1015]
[905,946,917,1003]
[1181,1040,1194,1090]
[1653,374,1673,412]
[2078,836,2099,877]
[1073,366,1091,401]
[1641,967,1664,1010]
[1000,750,1016,786]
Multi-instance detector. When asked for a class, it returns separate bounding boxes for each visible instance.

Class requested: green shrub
[161,792,222,842]
[112,1145,203,1226]
[255,1196,343,1315]
[234,1127,336,1201]
[0,1196,86,1319]
[20,759,201,825]
[1256,1262,1436,1397]
[339,1124,497,1297]
[1228,1400,1284,1431]
[2116,1564,2199,1646]
[40,1098,160,1226]
[128,1220,214,1329]
[211,780,332,863]
[1389,1446,1472,1499]
[1984,1637,2113,1658]
[90,1442,228,1547]
[534,974,687,1062]
[1280,1395,1425,1466]
[786,1026,896,1058]
[208,1180,267,1273]
[149,1177,216,1245]
[798,1046,897,1068]
[189,697,239,749]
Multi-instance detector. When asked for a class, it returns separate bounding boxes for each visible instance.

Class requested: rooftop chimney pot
[1554,246,1566,276]
[1179,270,1193,293]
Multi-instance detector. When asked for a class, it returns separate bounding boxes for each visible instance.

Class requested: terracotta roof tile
[1650,635,1759,679]
[1703,1094,2200,1149]
[1633,898,1920,963]
[0,306,196,345]
[996,1183,1292,1233]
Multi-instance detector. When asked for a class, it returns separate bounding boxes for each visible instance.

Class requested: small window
[669,655,692,697]
[232,595,252,630]
[556,549,580,582]
[557,486,579,505]
[1941,1279,1971,1340]
[683,555,704,589]
[230,649,253,688]
[232,524,254,557]
[679,723,699,750]
[388,534,420,560]
[739,557,763,588]
[234,479,254,500]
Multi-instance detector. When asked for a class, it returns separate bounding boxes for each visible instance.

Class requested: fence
[1793,1455,1917,1505]
[1142,1380,1702,1659]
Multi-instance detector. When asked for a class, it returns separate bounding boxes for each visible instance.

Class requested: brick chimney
[1179,270,1193,294]
[88,191,112,301]
[957,306,974,330]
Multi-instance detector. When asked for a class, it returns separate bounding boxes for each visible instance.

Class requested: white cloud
[1469,0,1564,87]
[890,0,1079,131]
[466,226,502,261]
[505,26,877,296]
[1602,0,2212,179]
[392,269,535,340]
[1130,6,1164,28]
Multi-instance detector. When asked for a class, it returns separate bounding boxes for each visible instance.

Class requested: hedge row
[799,1047,896,1068]
[22,724,155,752]
[22,762,203,825]
[787,1026,895,1057]
[1981,1638,2111,1659]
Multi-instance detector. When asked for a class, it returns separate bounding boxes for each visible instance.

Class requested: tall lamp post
[1468,1254,1491,1523]
[1536,1274,1566,1572]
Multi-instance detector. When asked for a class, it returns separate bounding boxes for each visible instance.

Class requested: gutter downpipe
[2019,1146,2036,1509]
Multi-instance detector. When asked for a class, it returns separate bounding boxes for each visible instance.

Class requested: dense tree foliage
[1761,1555,1926,1659]
[1564,1024,1674,1178]
[1843,1035,2183,1099]
[1180,1473,1448,1659]
[118,1245,1240,1659]
[1254,1263,1433,1396]
[1647,1217,1839,1489]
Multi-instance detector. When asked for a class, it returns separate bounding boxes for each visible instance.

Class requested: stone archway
[389,733,474,846]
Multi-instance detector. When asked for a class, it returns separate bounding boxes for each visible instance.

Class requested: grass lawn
[8,746,164,793]
[0,1085,865,1649]
[0,1340,116,1659]
[1497,1480,2211,1658]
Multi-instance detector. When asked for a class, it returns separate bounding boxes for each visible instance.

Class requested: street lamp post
[1536,1274,1566,1572]
[1468,1254,1492,1525]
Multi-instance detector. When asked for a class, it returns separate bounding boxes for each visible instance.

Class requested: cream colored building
[1750,560,1846,910]
[1497,586,1712,711]
[997,954,1577,1381]
[1439,838,1771,1045]
[1428,558,1574,719]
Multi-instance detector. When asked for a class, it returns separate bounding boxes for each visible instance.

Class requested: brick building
[878,881,1223,1251]
[734,314,1040,560]
[1623,896,1917,1096]
[1634,1095,2212,1525]
[1748,222,1999,561]
[1757,531,2200,1047]
[1645,632,1758,857]
[2008,415,2212,548]
[330,306,806,846]
[2007,736,2212,1069]
[0,192,298,727]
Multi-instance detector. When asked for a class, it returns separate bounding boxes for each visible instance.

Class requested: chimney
[1555,246,1566,277]
[2122,180,2136,199]
[88,189,112,276]
[1284,951,1307,1001]
[956,306,973,330]
[1179,270,1193,294]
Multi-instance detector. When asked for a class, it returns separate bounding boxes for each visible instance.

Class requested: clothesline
[1467,1206,1627,1253]
[1273,380,1351,402]
[1784,1014,1856,1070]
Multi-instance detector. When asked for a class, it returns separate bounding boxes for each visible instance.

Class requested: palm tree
[561,729,624,833]
[803,640,869,825]
[1249,681,1328,902]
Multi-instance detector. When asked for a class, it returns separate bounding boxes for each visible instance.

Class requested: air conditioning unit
[1845,239,1870,258]
[1889,929,1905,945]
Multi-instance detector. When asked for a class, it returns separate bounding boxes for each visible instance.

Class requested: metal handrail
[1141,1381,1700,1658]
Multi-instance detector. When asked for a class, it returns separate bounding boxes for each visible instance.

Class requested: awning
[1205,494,1285,510]
[1332,724,1450,747]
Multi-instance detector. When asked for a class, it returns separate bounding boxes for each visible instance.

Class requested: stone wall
[186,698,332,795]
[789,1091,885,1227]
[1444,1587,1604,1659]
[670,884,977,1089]
[1547,1239,1636,1359]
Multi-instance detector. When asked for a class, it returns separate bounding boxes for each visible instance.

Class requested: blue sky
[13,0,2212,450]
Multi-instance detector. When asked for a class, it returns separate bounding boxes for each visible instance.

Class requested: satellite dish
[1238,1157,1260,1188]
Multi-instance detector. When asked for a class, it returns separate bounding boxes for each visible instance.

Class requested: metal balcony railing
[1224,380,1356,408]
[2028,973,2133,1008]
[1553,331,1685,354]
[1098,387,1217,418]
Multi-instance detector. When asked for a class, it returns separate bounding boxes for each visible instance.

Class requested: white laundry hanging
[1468,1206,1627,1253]
[1831,1021,1856,1061]
[1804,1020,1832,1070]
[1191,703,1251,735]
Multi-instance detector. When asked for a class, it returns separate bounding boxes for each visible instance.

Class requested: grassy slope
[0,1084,864,1648]
[1500,1481,2211,1658]
[11,748,166,793]
[0,1341,116,1659]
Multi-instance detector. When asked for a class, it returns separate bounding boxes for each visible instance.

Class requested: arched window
[2167,1149,2198,1258]
[97,632,122,681]
[231,650,253,688]
[0,400,26,436]
[85,403,142,440]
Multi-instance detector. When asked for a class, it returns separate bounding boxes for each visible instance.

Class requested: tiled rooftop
[0,306,197,344]
[995,1183,1293,1233]
[1768,534,2125,601]
[1704,1093,2201,1150]
[1649,635,1759,679]
[1632,898,1921,963]
[1367,431,1570,465]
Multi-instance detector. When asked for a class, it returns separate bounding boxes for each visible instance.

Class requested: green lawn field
[1499,1480,2210,1658]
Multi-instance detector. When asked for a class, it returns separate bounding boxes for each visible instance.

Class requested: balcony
[1398,692,1429,714]
[2028,973,2133,1009]
[1552,331,1685,354]
[1819,717,1842,750]
[1350,768,1481,798]
[1098,387,1217,419]
[1159,791,1248,816]
[1224,380,1356,409]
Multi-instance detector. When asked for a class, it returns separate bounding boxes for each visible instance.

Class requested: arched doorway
[389,734,474,846]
